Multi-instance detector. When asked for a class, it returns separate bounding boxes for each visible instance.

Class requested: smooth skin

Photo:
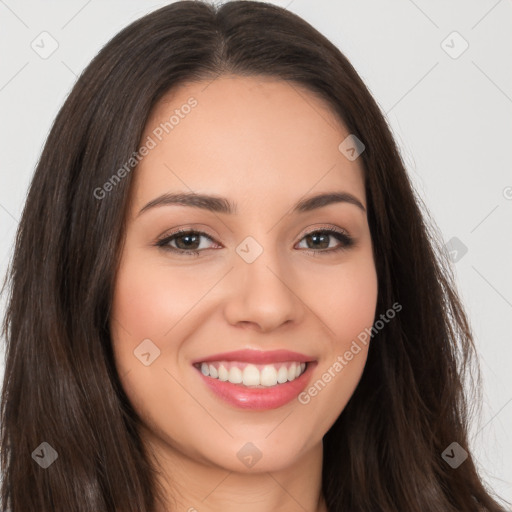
[110,75,378,512]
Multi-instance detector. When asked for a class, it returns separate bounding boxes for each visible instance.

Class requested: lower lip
[195,362,316,410]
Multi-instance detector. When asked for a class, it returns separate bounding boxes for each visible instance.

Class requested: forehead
[131,75,365,213]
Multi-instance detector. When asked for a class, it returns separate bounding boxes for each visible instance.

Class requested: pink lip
[192,349,314,365]
[194,361,317,411]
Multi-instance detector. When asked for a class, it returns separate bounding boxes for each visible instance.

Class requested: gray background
[0,0,510,504]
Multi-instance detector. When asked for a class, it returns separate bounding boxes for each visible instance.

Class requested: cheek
[109,249,227,396]
[299,250,378,345]
[327,255,378,378]
[109,253,178,380]
[293,253,377,429]
[109,254,202,443]
[110,252,213,347]
[331,264,378,346]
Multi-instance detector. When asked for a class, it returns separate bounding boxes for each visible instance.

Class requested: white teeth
[260,365,278,386]
[199,361,307,387]
[242,364,260,386]
[209,364,218,378]
[228,366,243,384]
[287,363,297,381]
[218,364,229,381]
[277,366,288,383]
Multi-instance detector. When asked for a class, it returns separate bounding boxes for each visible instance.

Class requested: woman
[1,1,508,511]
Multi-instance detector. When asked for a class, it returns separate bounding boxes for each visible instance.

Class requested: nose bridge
[222,233,304,331]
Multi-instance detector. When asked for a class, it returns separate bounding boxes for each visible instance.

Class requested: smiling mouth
[193,361,308,388]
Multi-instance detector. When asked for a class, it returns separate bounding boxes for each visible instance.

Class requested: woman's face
[110,75,378,473]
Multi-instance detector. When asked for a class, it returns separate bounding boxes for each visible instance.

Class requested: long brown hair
[1,1,508,511]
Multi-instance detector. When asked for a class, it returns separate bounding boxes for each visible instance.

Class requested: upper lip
[192,349,315,365]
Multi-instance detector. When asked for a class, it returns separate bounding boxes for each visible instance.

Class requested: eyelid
[156,226,218,242]
[298,223,351,239]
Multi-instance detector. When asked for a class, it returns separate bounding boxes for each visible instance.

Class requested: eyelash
[155,227,355,257]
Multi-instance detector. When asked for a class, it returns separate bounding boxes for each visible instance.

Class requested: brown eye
[296,228,354,254]
[156,230,218,255]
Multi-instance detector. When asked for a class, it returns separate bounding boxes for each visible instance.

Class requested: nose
[222,247,305,333]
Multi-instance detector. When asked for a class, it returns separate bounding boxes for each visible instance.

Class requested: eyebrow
[137,191,366,217]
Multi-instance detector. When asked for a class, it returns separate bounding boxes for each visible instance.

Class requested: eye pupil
[175,233,200,250]
[306,232,329,249]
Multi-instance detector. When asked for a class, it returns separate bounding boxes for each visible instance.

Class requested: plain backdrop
[0,0,511,505]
